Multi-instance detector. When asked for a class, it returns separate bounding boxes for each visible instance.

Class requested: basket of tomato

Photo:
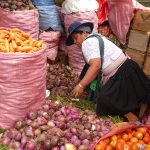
[93,122,150,150]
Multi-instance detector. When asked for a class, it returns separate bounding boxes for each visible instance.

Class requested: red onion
[78,145,89,150]
[27,111,37,120]
[34,129,41,136]
[36,133,47,142]
[15,121,24,129]
[60,107,67,116]
[25,119,32,126]
[25,140,37,150]
[42,104,49,110]
[44,139,51,149]
[9,129,18,139]
[2,137,10,145]
[57,122,66,130]
[24,127,33,137]
[55,111,62,116]
[50,136,59,146]
[36,117,46,125]
[71,135,78,144]
[70,127,77,135]
[47,120,55,128]
[40,125,49,131]
[15,132,22,141]
[65,143,76,150]
[60,145,65,150]
[82,139,90,147]
[51,146,59,150]
[31,121,38,128]
[21,135,27,146]
[74,139,81,147]
[65,132,72,140]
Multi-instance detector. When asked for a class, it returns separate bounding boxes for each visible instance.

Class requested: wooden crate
[132,10,150,32]
[143,55,150,77]
[147,44,150,54]
[125,48,146,68]
[128,30,150,52]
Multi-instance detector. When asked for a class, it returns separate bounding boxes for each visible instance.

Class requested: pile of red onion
[0,100,114,150]
[46,64,81,98]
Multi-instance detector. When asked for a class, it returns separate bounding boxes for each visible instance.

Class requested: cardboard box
[128,30,150,52]
[147,44,150,54]
[132,10,150,32]
[125,48,146,68]
[143,55,150,77]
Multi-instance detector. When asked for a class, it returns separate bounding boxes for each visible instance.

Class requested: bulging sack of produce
[31,0,55,6]
[39,31,61,61]
[0,8,39,39]
[61,0,99,14]
[93,122,150,150]
[36,5,63,31]
[0,28,47,129]
[63,11,98,74]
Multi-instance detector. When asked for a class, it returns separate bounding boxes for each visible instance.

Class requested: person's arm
[79,58,101,88]
[72,58,101,98]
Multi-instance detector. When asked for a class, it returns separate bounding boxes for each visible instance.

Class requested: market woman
[66,21,150,122]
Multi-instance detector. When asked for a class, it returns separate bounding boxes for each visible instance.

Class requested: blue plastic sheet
[31,0,55,6]
[37,5,63,31]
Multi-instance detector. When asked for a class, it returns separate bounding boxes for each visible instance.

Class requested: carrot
[5,39,10,52]
[20,32,30,38]
[9,43,14,52]
[12,40,17,49]
[10,28,21,33]
[36,40,43,47]
[16,33,26,41]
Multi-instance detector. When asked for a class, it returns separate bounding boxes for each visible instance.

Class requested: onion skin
[78,145,89,150]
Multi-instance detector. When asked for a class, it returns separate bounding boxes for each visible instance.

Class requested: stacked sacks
[0,0,39,39]
[32,0,63,61]
[32,0,62,31]
[61,0,99,74]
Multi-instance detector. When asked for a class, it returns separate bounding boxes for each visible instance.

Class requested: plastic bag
[0,46,47,129]
[37,5,63,31]
[92,122,150,150]
[39,31,61,61]
[0,8,39,39]
[96,0,108,24]
[107,0,150,44]
[31,0,55,6]
[61,0,99,14]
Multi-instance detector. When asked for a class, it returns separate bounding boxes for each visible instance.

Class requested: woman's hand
[72,84,84,98]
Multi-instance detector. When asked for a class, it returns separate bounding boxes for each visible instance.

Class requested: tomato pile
[95,127,150,150]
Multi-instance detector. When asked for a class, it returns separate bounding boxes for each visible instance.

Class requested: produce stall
[0,0,150,150]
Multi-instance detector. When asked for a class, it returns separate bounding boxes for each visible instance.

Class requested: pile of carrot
[0,28,44,53]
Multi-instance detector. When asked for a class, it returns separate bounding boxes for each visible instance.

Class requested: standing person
[66,21,150,121]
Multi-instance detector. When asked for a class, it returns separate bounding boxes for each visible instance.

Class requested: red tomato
[131,144,139,150]
[130,137,138,143]
[137,127,148,135]
[110,140,117,148]
[138,140,144,144]
[143,136,150,144]
[122,133,130,142]
[104,138,110,145]
[110,135,118,141]
[134,132,143,140]
[105,145,113,150]
[95,143,106,150]
[128,133,133,139]
[116,140,125,150]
